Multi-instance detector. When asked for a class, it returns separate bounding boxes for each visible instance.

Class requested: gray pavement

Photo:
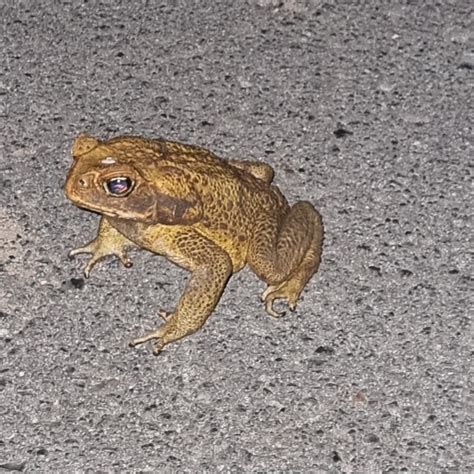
[0,0,472,471]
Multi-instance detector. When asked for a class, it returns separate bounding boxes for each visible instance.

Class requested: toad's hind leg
[248,201,323,317]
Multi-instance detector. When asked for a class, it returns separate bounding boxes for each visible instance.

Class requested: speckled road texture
[0,1,471,472]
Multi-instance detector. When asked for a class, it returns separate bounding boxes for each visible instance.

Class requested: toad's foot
[129,311,180,355]
[261,279,301,318]
[69,218,135,278]
[129,328,166,355]
[70,239,132,278]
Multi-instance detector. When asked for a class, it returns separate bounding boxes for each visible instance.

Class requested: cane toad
[64,134,323,354]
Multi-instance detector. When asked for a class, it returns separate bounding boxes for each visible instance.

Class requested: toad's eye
[104,177,134,196]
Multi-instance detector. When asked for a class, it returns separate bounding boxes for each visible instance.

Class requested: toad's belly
[107,217,248,273]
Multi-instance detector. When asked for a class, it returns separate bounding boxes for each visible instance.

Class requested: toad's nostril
[78,177,88,188]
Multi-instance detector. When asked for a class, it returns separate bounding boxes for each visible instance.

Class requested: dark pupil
[106,177,132,196]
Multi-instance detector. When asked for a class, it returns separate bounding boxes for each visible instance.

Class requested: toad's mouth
[72,200,121,218]
[65,189,159,224]
[64,184,124,216]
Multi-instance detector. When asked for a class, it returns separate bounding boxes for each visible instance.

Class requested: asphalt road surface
[1,1,472,472]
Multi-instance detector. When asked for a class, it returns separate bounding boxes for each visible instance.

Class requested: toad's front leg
[130,230,232,354]
[69,217,136,278]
